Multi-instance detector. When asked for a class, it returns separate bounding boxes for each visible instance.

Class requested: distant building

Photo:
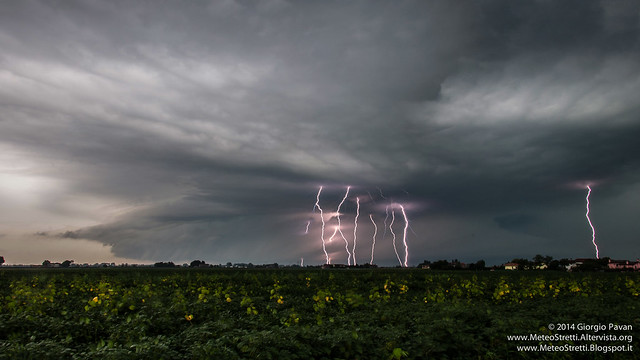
[504,263,519,270]
[567,258,591,271]
[608,259,640,271]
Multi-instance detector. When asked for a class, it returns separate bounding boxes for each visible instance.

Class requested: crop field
[0,268,639,359]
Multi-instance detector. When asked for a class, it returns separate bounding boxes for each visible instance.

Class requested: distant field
[1,268,638,359]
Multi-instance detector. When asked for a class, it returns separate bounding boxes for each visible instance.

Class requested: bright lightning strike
[307,185,416,267]
[328,225,338,242]
[585,185,599,259]
[399,204,409,267]
[389,209,402,267]
[369,214,377,265]
[336,186,352,265]
[352,197,360,266]
[314,186,329,264]
[328,187,352,264]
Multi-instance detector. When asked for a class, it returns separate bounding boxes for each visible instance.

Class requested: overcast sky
[1,0,639,266]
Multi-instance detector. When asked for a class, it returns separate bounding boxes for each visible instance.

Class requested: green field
[1,268,638,359]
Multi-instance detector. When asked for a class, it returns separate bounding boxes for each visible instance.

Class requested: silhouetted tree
[0,256,4,265]
[42,260,51,267]
[190,260,206,268]
[61,260,74,268]
[533,254,544,265]
[469,260,485,270]
[154,261,176,268]
[430,260,452,270]
[533,254,553,267]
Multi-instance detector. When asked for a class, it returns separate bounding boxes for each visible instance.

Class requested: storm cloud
[1,0,639,265]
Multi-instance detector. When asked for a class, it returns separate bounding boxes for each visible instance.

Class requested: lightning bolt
[328,186,352,265]
[369,214,377,265]
[367,191,375,203]
[352,197,360,265]
[399,204,409,267]
[585,185,599,259]
[308,185,414,266]
[329,225,338,242]
[382,205,390,243]
[390,208,402,267]
[314,186,329,264]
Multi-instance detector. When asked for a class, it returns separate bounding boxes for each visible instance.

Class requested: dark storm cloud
[1,0,639,264]
[494,213,536,232]
[402,121,640,214]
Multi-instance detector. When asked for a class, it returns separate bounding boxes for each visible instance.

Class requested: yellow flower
[92,296,99,303]
[226,297,232,302]
[185,314,193,321]
[277,298,284,304]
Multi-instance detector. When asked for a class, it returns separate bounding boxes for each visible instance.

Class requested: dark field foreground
[1,268,638,359]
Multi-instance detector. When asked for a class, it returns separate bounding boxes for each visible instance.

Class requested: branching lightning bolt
[308,185,414,267]
[399,204,409,267]
[314,186,329,264]
[329,225,338,242]
[585,185,599,259]
[328,186,352,265]
[352,197,360,265]
[390,209,402,267]
[369,214,377,265]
